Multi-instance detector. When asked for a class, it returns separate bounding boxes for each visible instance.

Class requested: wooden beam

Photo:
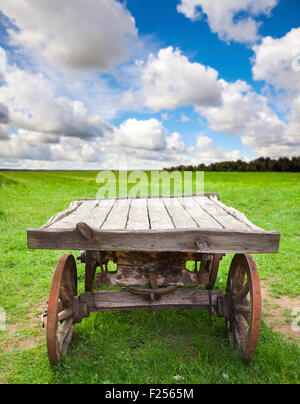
[79,289,224,312]
[27,224,281,253]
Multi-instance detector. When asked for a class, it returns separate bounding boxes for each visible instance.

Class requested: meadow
[0,171,299,384]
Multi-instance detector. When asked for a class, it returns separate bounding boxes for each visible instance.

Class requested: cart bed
[27,194,280,254]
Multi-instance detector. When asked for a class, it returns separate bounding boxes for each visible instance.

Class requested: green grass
[0,171,299,384]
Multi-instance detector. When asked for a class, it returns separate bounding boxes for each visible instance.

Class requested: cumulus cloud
[251,28,300,156]
[142,47,222,111]
[0,103,9,124]
[113,118,166,151]
[0,124,9,140]
[283,94,300,148]
[166,132,189,152]
[0,63,112,139]
[195,79,300,158]
[197,80,284,136]
[196,135,246,163]
[0,129,111,164]
[180,113,190,122]
[0,46,7,79]
[1,0,137,70]
[252,27,300,92]
[0,131,52,160]
[177,0,278,44]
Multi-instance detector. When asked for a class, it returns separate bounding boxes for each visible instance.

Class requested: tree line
[166,156,300,172]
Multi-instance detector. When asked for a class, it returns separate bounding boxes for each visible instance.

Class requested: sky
[0,0,299,170]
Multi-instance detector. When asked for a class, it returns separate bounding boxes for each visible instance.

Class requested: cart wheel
[207,254,223,290]
[47,254,77,365]
[226,254,261,362]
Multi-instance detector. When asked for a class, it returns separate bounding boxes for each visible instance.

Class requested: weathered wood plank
[209,196,264,232]
[179,197,223,229]
[126,198,150,230]
[48,200,99,229]
[163,198,198,229]
[77,193,220,202]
[80,289,223,312]
[101,199,131,230]
[198,197,250,231]
[147,198,174,229]
[43,200,83,228]
[27,225,281,253]
[86,199,116,228]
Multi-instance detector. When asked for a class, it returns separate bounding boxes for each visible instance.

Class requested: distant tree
[164,156,300,172]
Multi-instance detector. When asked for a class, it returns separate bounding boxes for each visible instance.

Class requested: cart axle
[69,288,232,319]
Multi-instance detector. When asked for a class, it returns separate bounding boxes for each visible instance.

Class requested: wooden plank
[147,198,174,229]
[163,197,198,229]
[126,198,150,230]
[80,289,223,312]
[209,196,263,232]
[27,225,281,253]
[196,197,250,231]
[77,193,220,202]
[85,199,116,228]
[43,200,83,228]
[178,197,223,229]
[101,199,131,230]
[48,200,99,229]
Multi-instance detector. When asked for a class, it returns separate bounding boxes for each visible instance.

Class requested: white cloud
[196,79,300,158]
[0,124,9,140]
[0,129,111,163]
[0,46,7,78]
[0,103,9,124]
[0,63,112,139]
[0,131,52,160]
[252,27,300,91]
[166,132,189,152]
[180,113,190,122]
[1,0,137,70]
[142,47,222,111]
[113,118,166,151]
[284,94,300,147]
[197,80,284,136]
[119,89,139,110]
[177,0,278,44]
[195,134,246,163]
[251,28,300,157]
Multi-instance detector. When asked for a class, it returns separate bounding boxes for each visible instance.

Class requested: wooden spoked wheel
[207,254,223,290]
[226,254,262,361]
[47,254,77,365]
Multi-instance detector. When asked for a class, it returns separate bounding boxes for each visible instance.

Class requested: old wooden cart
[27,194,281,365]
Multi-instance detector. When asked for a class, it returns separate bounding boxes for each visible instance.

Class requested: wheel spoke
[232,264,246,293]
[235,304,251,315]
[57,317,74,346]
[58,308,73,322]
[60,322,75,357]
[235,281,250,302]
[234,313,249,353]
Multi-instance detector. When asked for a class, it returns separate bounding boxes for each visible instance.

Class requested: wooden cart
[27,194,281,365]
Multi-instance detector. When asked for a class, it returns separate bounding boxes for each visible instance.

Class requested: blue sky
[0,0,299,169]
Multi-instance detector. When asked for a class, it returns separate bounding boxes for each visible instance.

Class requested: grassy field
[0,171,299,384]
